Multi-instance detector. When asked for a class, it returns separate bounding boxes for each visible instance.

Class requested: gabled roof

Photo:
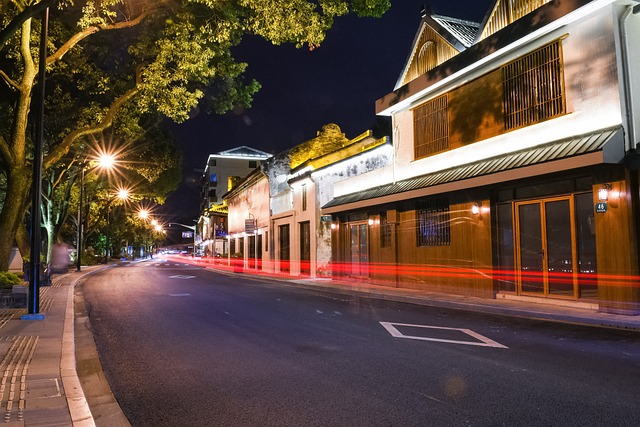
[222,167,267,201]
[395,13,480,90]
[378,0,591,116]
[214,145,272,159]
[431,15,480,48]
[476,0,553,43]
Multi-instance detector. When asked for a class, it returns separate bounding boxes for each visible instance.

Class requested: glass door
[349,223,369,277]
[515,197,577,298]
[300,221,311,275]
[516,202,544,294]
[545,199,575,296]
[279,224,290,272]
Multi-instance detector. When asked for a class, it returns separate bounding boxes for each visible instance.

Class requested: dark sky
[162,0,490,222]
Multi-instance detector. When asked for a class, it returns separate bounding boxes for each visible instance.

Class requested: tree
[0,0,390,270]
[39,127,182,265]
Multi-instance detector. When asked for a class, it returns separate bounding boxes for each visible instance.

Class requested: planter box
[11,285,28,308]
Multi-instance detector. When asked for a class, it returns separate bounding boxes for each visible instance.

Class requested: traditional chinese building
[224,124,391,276]
[323,0,640,314]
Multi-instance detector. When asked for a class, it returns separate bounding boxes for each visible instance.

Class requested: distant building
[198,146,271,256]
[200,146,272,210]
[323,0,640,314]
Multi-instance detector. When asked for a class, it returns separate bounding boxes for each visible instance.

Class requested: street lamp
[106,187,130,263]
[76,151,120,271]
[76,163,85,271]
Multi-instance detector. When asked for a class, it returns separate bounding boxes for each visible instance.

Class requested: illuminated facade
[224,125,391,276]
[198,146,271,256]
[224,168,270,269]
[323,0,640,314]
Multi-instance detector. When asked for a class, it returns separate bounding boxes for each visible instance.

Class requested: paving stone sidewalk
[0,267,128,427]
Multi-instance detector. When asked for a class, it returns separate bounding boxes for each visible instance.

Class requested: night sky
[162,0,491,222]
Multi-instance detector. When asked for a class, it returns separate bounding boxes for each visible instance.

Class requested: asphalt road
[80,258,640,427]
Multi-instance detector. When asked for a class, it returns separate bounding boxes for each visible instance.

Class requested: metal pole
[26,7,49,319]
[106,202,110,264]
[76,165,84,271]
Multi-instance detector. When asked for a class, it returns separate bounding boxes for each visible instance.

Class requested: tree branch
[0,135,13,169]
[0,0,59,50]
[47,2,170,66]
[43,79,141,170]
[0,68,19,91]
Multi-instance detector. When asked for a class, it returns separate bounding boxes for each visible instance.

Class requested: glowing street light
[97,153,117,170]
[76,149,122,271]
[117,187,130,200]
[106,186,132,263]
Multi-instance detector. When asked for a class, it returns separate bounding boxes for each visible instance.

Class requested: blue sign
[595,202,607,213]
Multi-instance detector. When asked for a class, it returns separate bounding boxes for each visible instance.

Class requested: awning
[322,126,624,213]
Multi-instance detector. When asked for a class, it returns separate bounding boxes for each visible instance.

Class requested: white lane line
[169,293,191,297]
[380,322,508,349]
[169,275,196,279]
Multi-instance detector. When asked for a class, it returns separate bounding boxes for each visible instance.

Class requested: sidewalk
[1,260,638,426]
[0,266,128,427]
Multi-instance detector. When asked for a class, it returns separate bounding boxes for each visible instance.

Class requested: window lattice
[416,200,450,247]
[502,41,564,130]
[414,95,449,160]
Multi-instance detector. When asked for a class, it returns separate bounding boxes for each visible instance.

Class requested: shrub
[0,272,23,289]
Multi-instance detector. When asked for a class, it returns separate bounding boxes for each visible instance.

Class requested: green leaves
[0,0,390,269]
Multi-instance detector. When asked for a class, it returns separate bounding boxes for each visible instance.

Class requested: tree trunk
[0,167,32,270]
[16,224,30,260]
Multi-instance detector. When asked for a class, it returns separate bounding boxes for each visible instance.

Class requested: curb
[61,273,96,427]
[60,266,131,427]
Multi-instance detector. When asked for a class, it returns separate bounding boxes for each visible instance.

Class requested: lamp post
[76,163,85,271]
[76,152,118,271]
[24,6,50,320]
[106,187,130,263]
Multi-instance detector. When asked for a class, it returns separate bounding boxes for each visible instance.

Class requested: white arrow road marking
[169,275,196,279]
[380,322,508,349]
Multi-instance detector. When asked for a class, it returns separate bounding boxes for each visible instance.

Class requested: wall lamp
[598,184,612,201]
[471,202,482,215]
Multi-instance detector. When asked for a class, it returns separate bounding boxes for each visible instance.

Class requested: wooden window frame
[413,94,449,160]
[302,184,307,211]
[502,39,566,131]
[416,199,450,247]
